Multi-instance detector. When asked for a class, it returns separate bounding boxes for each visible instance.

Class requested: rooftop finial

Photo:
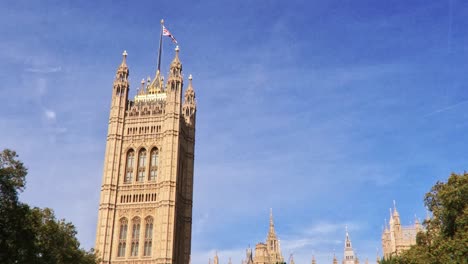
[175,45,180,52]
[189,74,193,81]
[122,50,128,63]
[161,19,164,25]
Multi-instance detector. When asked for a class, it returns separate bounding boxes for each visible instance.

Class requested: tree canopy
[0,149,97,264]
[381,172,468,264]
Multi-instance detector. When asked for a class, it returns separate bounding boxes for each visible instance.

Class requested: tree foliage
[380,172,468,264]
[0,149,97,264]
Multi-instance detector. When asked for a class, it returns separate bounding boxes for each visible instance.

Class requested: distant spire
[121,50,128,66]
[270,208,275,234]
[311,255,316,264]
[214,251,219,264]
[393,200,399,216]
[289,254,295,264]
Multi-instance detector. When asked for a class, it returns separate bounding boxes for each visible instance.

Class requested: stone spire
[289,254,295,264]
[333,253,338,264]
[266,209,284,263]
[269,208,276,237]
[245,247,254,264]
[312,255,316,264]
[343,226,357,264]
[393,200,400,218]
[168,45,182,79]
[182,74,197,126]
[213,251,219,264]
[115,50,129,82]
[113,50,130,99]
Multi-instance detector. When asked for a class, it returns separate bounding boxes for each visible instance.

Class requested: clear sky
[1,0,467,263]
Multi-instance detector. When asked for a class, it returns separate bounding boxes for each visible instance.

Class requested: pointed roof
[311,255,316,264]
[393,200,400,217]
[120,50,128,68]
[269,208,276,236]
[333,253,338,264]
[170,45,181,67]
[345,225,352,249]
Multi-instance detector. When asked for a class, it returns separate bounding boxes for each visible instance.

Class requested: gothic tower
[342,227,358,264]
[266,209,284,264]
[95,46,197,264]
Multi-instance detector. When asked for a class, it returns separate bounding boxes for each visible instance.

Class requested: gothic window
[149,148,159,181]
[118,218,128,257]
[131,217,141,257]
[125,150,134,183]
[137,149,146,182]
[144,217,154,256]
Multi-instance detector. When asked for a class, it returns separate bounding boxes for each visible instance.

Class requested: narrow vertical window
[125,150,134,183]
[131,217,141,256]
[149,148,159,181]
[144,217,153,256]
[137,149,146,182]
[118,218,128,257]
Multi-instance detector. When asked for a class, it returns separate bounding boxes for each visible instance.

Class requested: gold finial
[188,74,193,81]
[161,19,164,25]
[175,45,180,52]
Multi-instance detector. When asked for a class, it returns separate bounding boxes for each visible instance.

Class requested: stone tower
[342,227,358,264]
[381,201,422,259]
[266,209,284,264]
[95,46,197,264]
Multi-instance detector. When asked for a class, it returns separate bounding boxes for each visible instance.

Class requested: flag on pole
[162,25,178,44]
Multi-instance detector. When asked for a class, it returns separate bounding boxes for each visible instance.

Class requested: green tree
[0,149,97,264]
[381,172,468,264]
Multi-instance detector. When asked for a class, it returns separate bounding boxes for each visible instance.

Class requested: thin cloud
[424,99,468,117]
[26,66,62,73]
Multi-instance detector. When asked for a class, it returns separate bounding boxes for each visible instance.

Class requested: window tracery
[131,217,141,256]
[137,149,146,182]
[125,150,134,183]
[144,216,154,256]
[117,218,128,257]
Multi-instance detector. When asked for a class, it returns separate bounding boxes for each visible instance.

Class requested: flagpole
[157,19,164,73]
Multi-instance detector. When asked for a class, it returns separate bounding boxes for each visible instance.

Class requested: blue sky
[1,0,468,263]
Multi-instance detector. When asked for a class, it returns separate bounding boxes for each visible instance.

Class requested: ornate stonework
[95,46,197,264]
[381,202,423,259]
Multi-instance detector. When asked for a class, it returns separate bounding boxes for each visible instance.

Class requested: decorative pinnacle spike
[189,74,193,80]
[161,19,164,24]
[175,45,180,51]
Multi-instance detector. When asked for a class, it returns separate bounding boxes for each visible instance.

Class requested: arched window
[144,217,153,256]
[118,218,128,257]
[131,217,141,256]
[149,148,159,181]
[125,150,134,183]
[137,149,146,182]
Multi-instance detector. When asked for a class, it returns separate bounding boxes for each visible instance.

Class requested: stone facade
[342,228,358,264]
[95,46,197,264]
[381,202,423,259]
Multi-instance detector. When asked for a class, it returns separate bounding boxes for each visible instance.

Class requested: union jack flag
[162,25,178,44]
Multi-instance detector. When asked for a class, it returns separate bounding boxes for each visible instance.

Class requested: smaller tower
[214,251,219,264]
[343,226,357,264]
[312,255,316,264]
[333,253,338,264]
[266,209,284,263]
[182,74,197,126]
